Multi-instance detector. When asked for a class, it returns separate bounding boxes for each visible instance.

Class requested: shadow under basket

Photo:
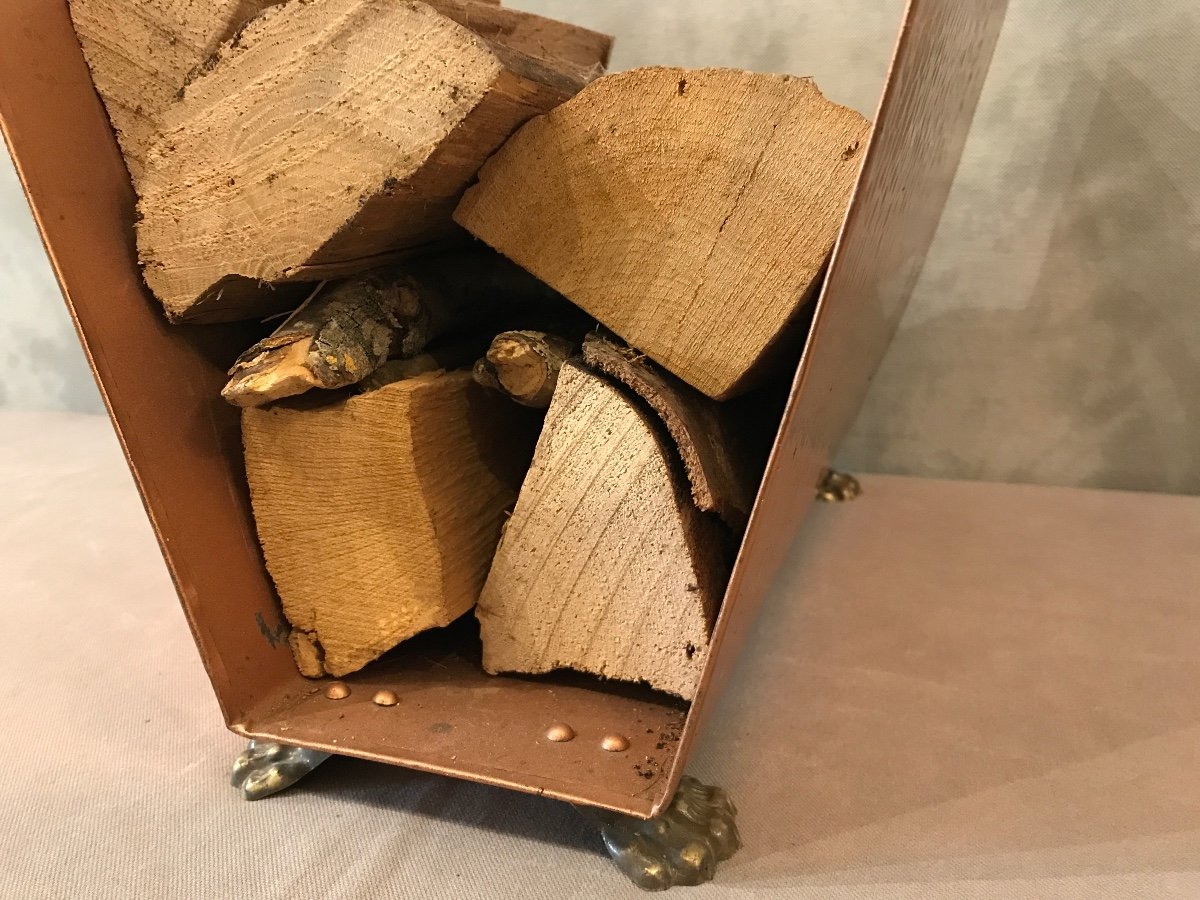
[0,0,1007,818]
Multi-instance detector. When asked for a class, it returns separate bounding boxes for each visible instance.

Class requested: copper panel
[667,0,1009,811]
[2,0,1004,818]
[0,0,296,725]
[240,622,688,818]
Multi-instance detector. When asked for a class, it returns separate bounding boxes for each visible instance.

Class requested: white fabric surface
[2,411,1198,899]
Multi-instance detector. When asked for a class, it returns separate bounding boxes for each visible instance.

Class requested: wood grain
[455,66,871,399]
[243,369,538,677]
[477,362,728,700]
[135,0,608,322]
[70,0,282,182]
[583,334,758,531]
[67,0,583,187]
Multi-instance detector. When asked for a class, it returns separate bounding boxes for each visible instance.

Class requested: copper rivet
[372,689,399,707]
[324,682,350,700]
[601,734,631,753]
[545,724,576,743]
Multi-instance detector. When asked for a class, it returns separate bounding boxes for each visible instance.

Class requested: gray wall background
[3,0,1197,494]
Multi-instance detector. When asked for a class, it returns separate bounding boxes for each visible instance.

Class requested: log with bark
[221,251,562,408]
[472,331,576,409]
[475,361,728,700]
[243,367,540,678]
[455,66,871,399]
[135,0,612,323]
[582,334,760,531]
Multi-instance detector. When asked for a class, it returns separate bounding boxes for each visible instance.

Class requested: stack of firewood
[73,0,869,700]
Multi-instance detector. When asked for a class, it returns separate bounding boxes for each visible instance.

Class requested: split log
[476,362,729,700]
[68,0,543,184]
[582,335,758,531]
[473,331,575,408]
[221,252,559,408]
[243,368,540,677]
[455,67,871,400]
[70,0,282,182]
[136,0,611,323]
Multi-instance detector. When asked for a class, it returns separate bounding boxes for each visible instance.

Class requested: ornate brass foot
[817,468,862,503]
[585,777,741,891]
[230,740,332,801]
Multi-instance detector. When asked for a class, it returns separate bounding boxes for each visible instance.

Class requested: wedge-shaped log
[244,369,539,677]
[455,67,871,399]
[136,0,609,323]
[70,0,282,182]
[69,0,594,186]
[476,362,728,700]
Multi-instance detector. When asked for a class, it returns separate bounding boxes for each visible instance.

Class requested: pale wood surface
[243,369,537,677]
[68,0,513,184]
[136,0,605,323]
[477,362,727,700]
[69,0,282,182]
[455,66,871,399]
[583,334,759,531]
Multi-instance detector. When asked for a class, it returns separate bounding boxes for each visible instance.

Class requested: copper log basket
[0,0,1007,821]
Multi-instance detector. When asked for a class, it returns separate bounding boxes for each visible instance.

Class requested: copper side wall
[668,0,1010,813]
[0,0,300,725]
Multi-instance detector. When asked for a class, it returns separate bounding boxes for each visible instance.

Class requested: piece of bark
[455,67,871,400]
[136,0,611,323]
[476,362,728,700]
[243,368,539,678]
[289,631,326,679]
[582,334,757,531]
[221,251,558,408]
[473,331,575,408]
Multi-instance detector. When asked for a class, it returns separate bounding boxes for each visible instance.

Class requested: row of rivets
[324,687,630,752]
[325,682,397,706]
[546,723,630,753]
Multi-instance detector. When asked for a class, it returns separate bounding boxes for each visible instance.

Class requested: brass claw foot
[588,777,741,891]
[231,740,332,801]
[817,468,862,503]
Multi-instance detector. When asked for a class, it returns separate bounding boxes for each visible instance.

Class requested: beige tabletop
[2,410,1198,899]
